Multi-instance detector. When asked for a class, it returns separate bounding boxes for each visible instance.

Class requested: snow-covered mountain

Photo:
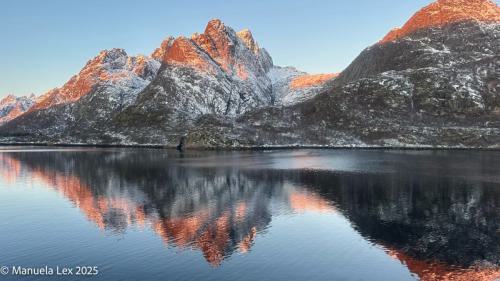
[129,19,335,119]
[0,19,335,143]
[0,94,36,124]
[1,0,498,148]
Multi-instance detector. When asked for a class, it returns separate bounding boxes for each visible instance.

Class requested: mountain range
[1,0,499,148]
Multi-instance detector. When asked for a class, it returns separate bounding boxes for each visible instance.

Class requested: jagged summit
[0,95,17,106]
[381,0,500,43]
[151,19,273,79]
[236,29,260,54]
[152,37,174,61]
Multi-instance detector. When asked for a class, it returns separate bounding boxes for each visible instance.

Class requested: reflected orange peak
[387,248,500,281]
[289,192,335,213]
[0,155,22,184]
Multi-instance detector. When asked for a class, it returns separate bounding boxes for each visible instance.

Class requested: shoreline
[1,142,499,151]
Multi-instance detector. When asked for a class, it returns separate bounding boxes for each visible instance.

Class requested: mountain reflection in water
[0,149,499,280]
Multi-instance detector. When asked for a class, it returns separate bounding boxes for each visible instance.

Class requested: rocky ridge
[1,49,160,138]
[382,0,500,43]
[0,94,36,124]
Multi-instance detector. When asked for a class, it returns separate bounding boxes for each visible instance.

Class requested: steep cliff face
[0,94,36,124]
[154,20,274,79]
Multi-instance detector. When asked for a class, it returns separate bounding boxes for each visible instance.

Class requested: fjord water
[0,148,499,281]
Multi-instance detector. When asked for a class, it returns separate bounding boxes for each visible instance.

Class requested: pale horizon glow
[1,0,499,98]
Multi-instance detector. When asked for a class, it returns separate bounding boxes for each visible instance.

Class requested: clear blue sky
[1,0,498,97]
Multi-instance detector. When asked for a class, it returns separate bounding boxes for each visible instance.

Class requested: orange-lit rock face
[0,95,17,107]
[196,19,235,73]
[128,55,149,77]
[381,0,500,43]
[164,37,216,73]
[161,19,237,74]
[31,53,104,111]
[387,248,500,281]
[156,19,266,79]
[152,36,174,61]
[289,73,339,90]
[29,49,155,112]
[237,29,260,54]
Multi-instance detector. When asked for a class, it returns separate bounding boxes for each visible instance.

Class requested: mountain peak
[237,29,259,54]
[164,36,216,72]
[0,95,17,107]
[197,19,236,73]
[152,36,175,61]
[381,0,500,43]
[97,48,128,62]
[156,19,272,78]
[30,49,159,112]
[204,18,226,34]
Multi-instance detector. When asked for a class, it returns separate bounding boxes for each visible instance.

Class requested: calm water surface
[0,148,499,281]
